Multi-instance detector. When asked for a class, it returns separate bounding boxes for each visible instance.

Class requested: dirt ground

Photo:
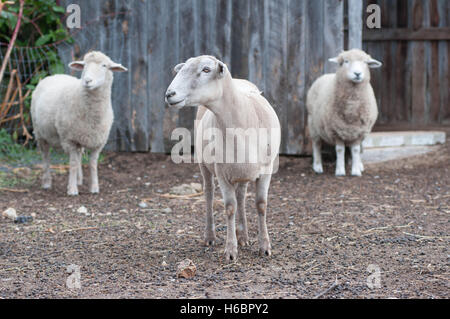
[0,131,449,299]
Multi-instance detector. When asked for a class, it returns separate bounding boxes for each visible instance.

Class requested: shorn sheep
[165,56,281,261]
[31,51,127,196]
[306,49,382,176]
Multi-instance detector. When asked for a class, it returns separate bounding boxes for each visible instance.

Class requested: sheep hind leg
[312,139,323,174]
[350,144,362,177]
[39,140,52,189]
[255,174,272,257]
[236,182,249,247]
[217,176,238,261]
[200,165,216,246]
[77,148,83,186]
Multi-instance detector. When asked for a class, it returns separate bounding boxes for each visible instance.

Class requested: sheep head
[329,49,382,85]
[69,51,127,90]
[165,55,229,109]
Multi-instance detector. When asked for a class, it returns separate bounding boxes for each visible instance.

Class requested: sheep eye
[344,60,349,64]
[202,67,211,73]
[102,64,107,68]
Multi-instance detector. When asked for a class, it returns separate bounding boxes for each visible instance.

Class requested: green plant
[0,0,73,144]
[0,0,70,46]
[0,128,37,163]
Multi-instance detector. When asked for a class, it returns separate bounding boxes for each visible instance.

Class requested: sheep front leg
[89,148,101,194]
[255,174,272,257]
[351,144,362,177]
[39,141,52,189]
[200,165,216,246]
[335,142,346,176]
[236,182,249,246]
[218,176,238,261]
[312,139,323,174]
[67,149,80,196]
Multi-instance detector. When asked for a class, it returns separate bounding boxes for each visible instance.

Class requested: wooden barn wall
[59,0,345,154]
[363,0,450,127]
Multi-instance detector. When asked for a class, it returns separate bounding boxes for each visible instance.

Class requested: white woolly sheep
[31,51,127,196]
[306,49,382,176]
[165,56,281,261]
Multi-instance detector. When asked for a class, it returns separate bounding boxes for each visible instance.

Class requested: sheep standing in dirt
[166,56,281,261]
[31,51,127,195]
[306,49,382,176]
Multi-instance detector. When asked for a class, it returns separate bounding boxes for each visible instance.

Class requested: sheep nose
[166,90,176,99]
[354,72,361,77]
[85,78,93,84]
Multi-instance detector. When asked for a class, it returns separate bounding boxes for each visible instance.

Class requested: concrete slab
[362,145,440,164]
[363,131,446,149]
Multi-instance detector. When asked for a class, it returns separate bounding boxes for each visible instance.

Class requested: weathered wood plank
[286,0,306,154]
[348,0,363,49]
[263,0,288,153]
[411,0,427,125]
[230,0,250,79]
[364,27,450,41]
[248,0,265,90]
[177,0,197,135]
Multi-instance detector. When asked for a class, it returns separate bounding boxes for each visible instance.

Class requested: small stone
[170,183,202,195]
[162,207,172,214]
[144,182,151,187]
[77,206,88,214]
[2,208,17,221]
[162,261,168,267]
[190,183,202,193]
[14,216,33,224]
[176,259,197,279]
[138,201,149,209]
[31,213,37,218]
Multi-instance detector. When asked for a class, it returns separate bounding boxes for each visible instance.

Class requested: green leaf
[35,34,51,46]
[52,6,65,13]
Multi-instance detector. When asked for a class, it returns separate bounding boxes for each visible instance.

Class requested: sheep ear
[217,61,226,78]
[173,63,185,74]
[69,61,85,71]
[328,57,340,64]
[109,63,128,72]
[367,58,382,68]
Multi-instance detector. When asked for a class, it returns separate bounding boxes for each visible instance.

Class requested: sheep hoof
[42,183,52,190]
[259,247,272,257]
[204,238,216,247]
[359,162,365,172]
[90,186,99,194]
[236,231,249,246]
[238,238,249,247]
[313,164,324,174]
[351,169,362,177]
[224,245,238,262]
[67,190,79,196]
[335,170,346,177]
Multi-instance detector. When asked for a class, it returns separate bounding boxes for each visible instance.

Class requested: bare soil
[0,130,449,299]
